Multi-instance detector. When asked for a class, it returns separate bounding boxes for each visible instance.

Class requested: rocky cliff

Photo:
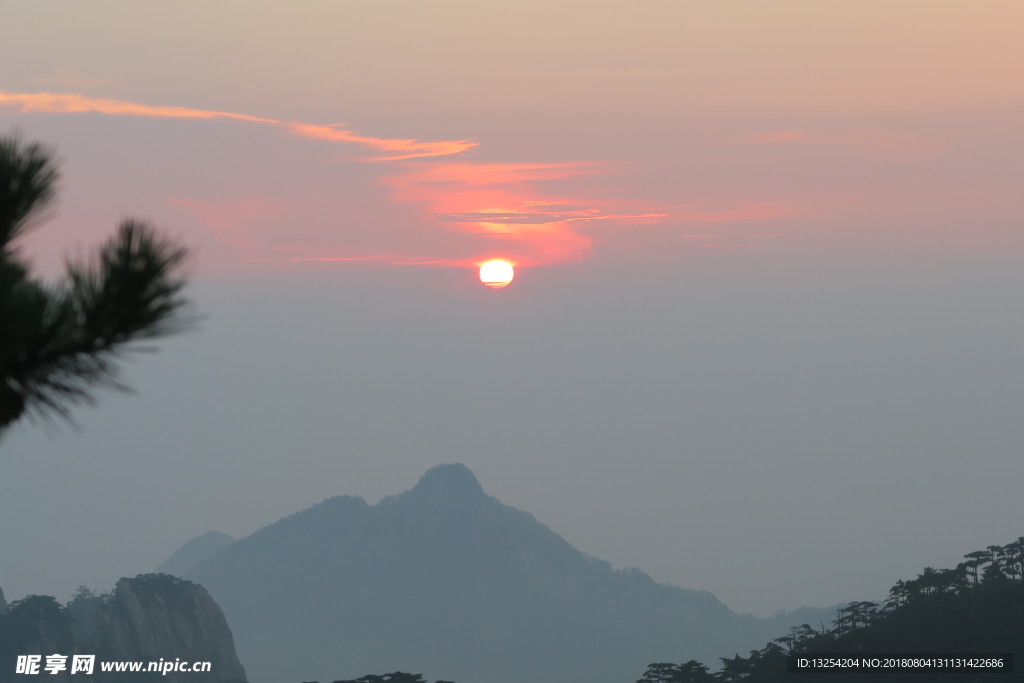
[0,575,246,683]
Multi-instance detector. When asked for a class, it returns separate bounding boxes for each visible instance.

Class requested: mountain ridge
[171,464,810,683]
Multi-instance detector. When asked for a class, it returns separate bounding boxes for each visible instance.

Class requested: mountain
[182,464,790,683]
[158,531,236,576]
[0,574,247,683]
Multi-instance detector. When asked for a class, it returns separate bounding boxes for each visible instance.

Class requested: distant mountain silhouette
[158,531,235,577]
[176,464,797,683]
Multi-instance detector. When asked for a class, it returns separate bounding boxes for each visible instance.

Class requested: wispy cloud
[0,90,476,160]
[2,89,790,268]
[284,122,475,161]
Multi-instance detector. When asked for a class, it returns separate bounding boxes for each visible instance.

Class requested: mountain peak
[412,463,484,496]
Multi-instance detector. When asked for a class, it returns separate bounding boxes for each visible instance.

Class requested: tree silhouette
[885,579,909,609]
[0,134,193,431]
[328,674,453,683]
[638,535,1024,683]
[773,623,818,653]
[637,661,714,683]
[673,660,714,682]
[963,550,987,586]
[637,662,679,683]
[1003,537,1024,581]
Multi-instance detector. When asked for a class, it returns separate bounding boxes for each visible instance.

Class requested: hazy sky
[2,0,1023,617]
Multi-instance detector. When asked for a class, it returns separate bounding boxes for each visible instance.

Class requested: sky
[1,0,1023,618]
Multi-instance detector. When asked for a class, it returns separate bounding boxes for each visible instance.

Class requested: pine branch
[3,221,194,427]
[0,133,59,252]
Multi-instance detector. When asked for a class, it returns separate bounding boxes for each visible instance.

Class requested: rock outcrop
[0,575,246,683]
[0,594,75,680]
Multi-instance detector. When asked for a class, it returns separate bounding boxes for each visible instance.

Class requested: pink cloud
[377,161,671,266]
[3,89,795,269]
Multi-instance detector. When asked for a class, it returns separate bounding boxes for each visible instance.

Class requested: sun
[479,259,515,289]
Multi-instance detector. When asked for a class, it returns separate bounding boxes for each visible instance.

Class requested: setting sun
[479,259,515,289]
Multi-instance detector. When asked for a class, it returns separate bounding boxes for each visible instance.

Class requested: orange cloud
[0,89,475,161]
[0,90,274,124]
[284,122,475,161]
